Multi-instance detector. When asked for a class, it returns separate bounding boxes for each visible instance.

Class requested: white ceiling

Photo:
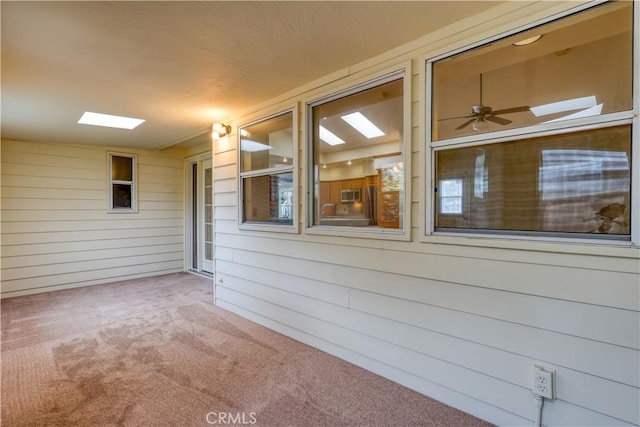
[1,1,503,150]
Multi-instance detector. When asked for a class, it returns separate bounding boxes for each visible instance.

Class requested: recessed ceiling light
[78,112,145,130]
[341,112,385,138]
[513,34,543,46]
[319,125,346,146]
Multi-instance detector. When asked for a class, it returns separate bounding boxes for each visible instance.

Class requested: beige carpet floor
[1,272,492,426]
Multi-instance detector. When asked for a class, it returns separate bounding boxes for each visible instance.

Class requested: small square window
[439,178,463,215]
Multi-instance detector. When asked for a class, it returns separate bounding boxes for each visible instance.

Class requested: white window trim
[107,152,138,213]
[237,106,299,234]
[304,62,412,242]
[422,1,639,249]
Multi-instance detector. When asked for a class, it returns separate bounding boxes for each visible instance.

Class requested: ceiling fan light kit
[442,73,531,132]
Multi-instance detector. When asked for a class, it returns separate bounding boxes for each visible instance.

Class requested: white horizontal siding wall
[212,1,640,426]
[1,139,185,297]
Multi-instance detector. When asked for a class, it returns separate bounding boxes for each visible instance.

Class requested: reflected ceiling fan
[442,73,530,131]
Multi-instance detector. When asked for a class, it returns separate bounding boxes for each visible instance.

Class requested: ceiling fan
[441,73,530,131]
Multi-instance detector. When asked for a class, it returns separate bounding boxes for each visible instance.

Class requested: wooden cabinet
[364,175,377,187]
[329,181,342,204]
[319,182,331,205]
[341,178,363,189]
[319,181,342,205]
[319,179,363,206]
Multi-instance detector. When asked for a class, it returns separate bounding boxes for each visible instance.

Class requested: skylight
[530,96,597,117]
[341,112,385,138]
[319,125,346,146]
[78,112,145,130]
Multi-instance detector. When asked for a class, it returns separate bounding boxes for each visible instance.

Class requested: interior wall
[212,1,639,426]
[0,138,186,297]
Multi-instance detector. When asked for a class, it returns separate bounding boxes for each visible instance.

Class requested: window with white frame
[309,71,406,233]
[429,1,634,240]
[239,110,295,227]
[108,152,137,212]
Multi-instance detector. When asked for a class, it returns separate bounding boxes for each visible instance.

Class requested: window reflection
[311,75,405,230]
[435,125,631,236]
[432,2,632,140]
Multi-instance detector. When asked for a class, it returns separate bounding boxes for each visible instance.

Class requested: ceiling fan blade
[486,116,512,126]
[455,118,475,130]
[439,114,474,121]
[491,106,530,115]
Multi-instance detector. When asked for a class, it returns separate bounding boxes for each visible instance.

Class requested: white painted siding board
[214,178,237,194]
[217,269,639,423]
[215,206,237,221]
[1,139,102,158]
[217,285,631,426]
[214,220,238,236]
[2,218,183,234]
[139,192,182,203]
[138,201,184,211]
[214,192,237,207]
[216,259,349,306]
[222,239,638,348]
[1,261,184,295]
[214,164,236,181]
[5,209,179,222]
[216,233,639,310]
[214,150,236,167]
[216,298,531,427]
[1,175,104,190]
[138,183,183,194]
[1,235,183,257]
[1,227,183,246]
[1,187,104,200]
[2,252,183,281]
[0,163,100,180]
[1,150,103,170]
[2,244,183,269]
[350,289,638,388]
[214,246,234,262]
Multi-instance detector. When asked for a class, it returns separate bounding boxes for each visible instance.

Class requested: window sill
[306,224,410,242]
[421,231,638,258]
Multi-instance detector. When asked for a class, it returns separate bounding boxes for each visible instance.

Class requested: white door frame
[185,154,213,275]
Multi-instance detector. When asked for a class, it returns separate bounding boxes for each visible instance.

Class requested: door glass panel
[204,166,213,263]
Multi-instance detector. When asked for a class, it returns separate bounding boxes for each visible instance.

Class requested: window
[438,177,464,215]
[429,1,634,240]
[239,110,295,228]
[309,71,407,234]
[108,153,137,212]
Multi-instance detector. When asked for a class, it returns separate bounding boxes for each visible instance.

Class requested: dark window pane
[435,125,631,237]
[112,184,132,209]
[243,172,293,224]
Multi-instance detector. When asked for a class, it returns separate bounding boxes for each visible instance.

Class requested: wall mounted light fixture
[212,123,231,139]
[513,34,542,46]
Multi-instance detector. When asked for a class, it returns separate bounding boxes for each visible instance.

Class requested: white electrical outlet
[532,365,555,399]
